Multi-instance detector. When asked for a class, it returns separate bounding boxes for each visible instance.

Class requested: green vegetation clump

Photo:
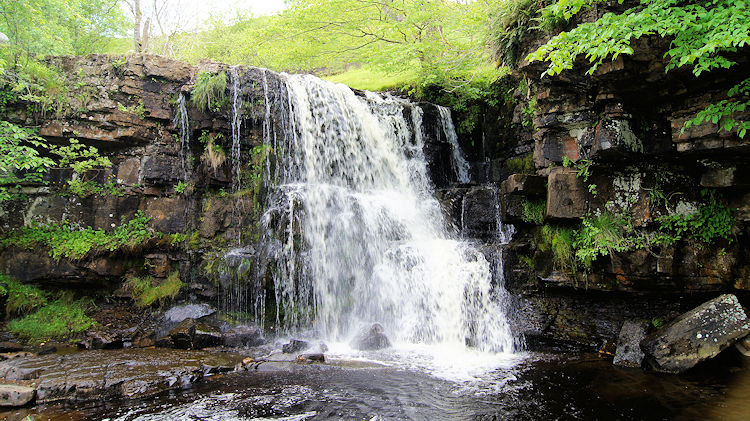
[658,191,735,245]
[505,154,535,174]
[540,224,577,275]
[8,297,96,342]
[0,211,157,260]
[521,199,546,225]
[0,275,47,317]
[0,274,96,342]
[126,271,183,308]
[192,72,228,113]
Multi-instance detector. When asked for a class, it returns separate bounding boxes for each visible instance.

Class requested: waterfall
[255,74,515,353]
[230,66,242,194]
[174,93,189,181]
[437,106,471,184]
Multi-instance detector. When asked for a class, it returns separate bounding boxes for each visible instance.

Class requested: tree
[0,0,128,62]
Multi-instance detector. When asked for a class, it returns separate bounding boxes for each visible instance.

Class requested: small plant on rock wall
[521,198,545,225]
[126,271,184,308]
[192,71,228,113]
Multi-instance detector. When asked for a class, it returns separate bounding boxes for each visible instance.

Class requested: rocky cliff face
[1,41,747,350]
[440,3,750,349]
[0,54,462,327]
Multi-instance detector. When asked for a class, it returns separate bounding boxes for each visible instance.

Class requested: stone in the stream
[223,325,264,348]
[297,353,325,363]
[640,294,750,373]
[169,319,196,349]
[352,323,391,351]
[735,334,750,357]
[0,384,35,406]
[613,320,649,368]
[282,339,309,354]
[77,330,123,350]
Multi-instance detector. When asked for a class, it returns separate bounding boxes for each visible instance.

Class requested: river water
[5,349,747,420]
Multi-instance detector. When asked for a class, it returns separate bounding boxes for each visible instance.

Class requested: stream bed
[2,350,747,420]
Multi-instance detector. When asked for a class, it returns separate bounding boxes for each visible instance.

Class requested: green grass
[126,271,184,308]
[323,66,416,92]
[0,275,48,317]
[521,199,546,225]
[8,298,96,342]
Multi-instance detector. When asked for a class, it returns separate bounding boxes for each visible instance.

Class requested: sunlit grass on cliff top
[323,67,417,92]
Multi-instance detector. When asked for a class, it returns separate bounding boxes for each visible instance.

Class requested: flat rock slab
[640,294,750,373]
[0,384,35,406]
[0,349,243,404]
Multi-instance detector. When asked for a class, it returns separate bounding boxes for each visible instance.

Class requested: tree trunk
[133,0,142,52]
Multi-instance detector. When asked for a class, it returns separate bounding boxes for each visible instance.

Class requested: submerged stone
[640,294,750,373]
[613,320,649,368]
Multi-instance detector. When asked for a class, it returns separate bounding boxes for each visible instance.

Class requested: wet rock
[297,353,325,363]
[736,335,750,357]
[0,352,32,361]
[163,304,217,324]
[282,340,310,354]
[0,342,23,353]
[640,294,750,373]
[0,349,243,404]
[169,319,197,349]
[155,336,174,348]
[613,320,649,368]
[223,325,264,348]
[462,187,498,238]
[77,331,123,350]
[353,324,391,351]
[0,384,35,407]
[193,322,223,349]
[132,329,156,348]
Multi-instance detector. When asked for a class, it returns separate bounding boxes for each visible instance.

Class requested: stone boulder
[282,339,309,354]
[352,323,391,351]
[163,304,217,324]
[222,325,264,348]
[0,384,35,407]
[193,322,223,349]
[167,318,224,350]
[613,320,649,368]
[77,331,124,350]
[640,294,750,373]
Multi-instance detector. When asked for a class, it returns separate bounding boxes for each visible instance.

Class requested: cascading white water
[174,93,190,181]
[260,74,515,354]
[230,66,242,194]
[437,106,472,184]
